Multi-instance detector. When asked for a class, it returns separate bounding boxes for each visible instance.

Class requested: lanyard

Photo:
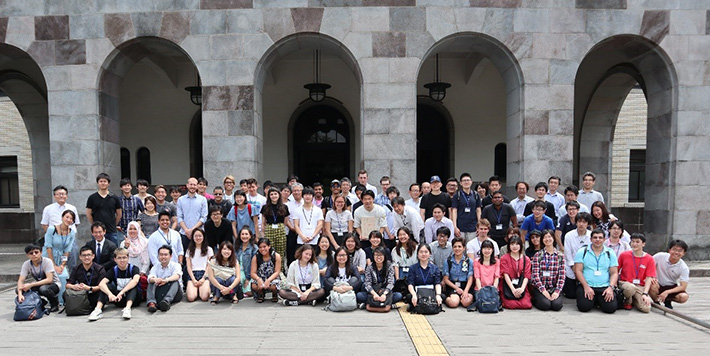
[493,206,503,224]
[335,211,344,232]
[31,260,43,281]
[543,251,554,272]
[461,191,471,208]
[591,248,603,271]
[272,207,278,224]
[418,265,430,284]
[299,264,309,284]
[158,229,171,245]
[632,254,642,279]
[302,208,313,225]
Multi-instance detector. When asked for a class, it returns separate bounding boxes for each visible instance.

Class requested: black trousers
[576,285,617,313]
[563,277,577,299]
[531,287,563,311]
[98,282,141,307]
[287,230,298,265]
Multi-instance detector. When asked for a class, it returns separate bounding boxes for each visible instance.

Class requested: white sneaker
[122,308,131,320]
[88,308,103,321]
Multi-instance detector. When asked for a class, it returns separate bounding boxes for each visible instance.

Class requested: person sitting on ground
[617,233,655,313]
[66,246,106,314]
[207,241,241,304]
[474,240,500,293]
[604,220,631,256]
[499,235,532,309]
[343,234,366,275]
[250,238,282,303]
[649,239,690,309]
[407,243,443,312]
[279,244,325,306]
[530,228,565,311]
[325,246,363,307]
[466,219,500,259]
[43,209,77,305]
[120,221,150,274]
[357,246,401,312]
[16,244,62,312]
[574,229,618,314]
[442,237,474,309]
[185,229,213,302]
[525,230,543,259]
[364,230,391,265]
[429,226,453,271]
[89,248,141,321]
[146,245,183,313]
[235,226,258,298]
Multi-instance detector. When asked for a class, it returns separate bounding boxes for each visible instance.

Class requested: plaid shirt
[531,248,566,294]
[119,194,144,232]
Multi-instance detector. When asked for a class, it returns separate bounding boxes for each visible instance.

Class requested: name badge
[337,232,344,237]
[271,224,278,229]
[542,271,551,277]
[464,207,471,213]
[496,224,503,230]
[640,264,646,269]
[402,267,410,273]
[454,282,461,288]
[594,270,602,276]
[632,279,641,284]
[511,279,519,285]
[299,284,308,292]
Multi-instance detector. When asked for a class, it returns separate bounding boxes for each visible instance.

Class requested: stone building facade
[0,0,708,258]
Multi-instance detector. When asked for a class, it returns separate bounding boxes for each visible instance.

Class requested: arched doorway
[416,102,451,183]
[292,105,350,187]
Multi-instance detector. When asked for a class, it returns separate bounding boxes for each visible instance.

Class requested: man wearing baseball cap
[419,175,452,222]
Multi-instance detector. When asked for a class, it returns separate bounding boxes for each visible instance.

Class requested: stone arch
[98,36,201,186]
[417,32,524,187]
[574,34,677,252]
[254,32,363,183]
[0,43,50,240]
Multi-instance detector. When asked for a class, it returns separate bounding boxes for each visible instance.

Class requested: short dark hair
[432,203,447,214]
[391,196,405,206]
[24,244,41,254]
[409,183,420,191]
[53,185,68,194]
[263,180,273,190]
[531,200,547,210]
[155,185,167,193]
[355,184,366,193]
[459,172,472,181]
[312,182,322,189]
[385,186,400,197]
[158,210,172,220]
[668,239,688,252]
[91,221,106,232]
[209,205,222,215]
[119,178,132,187]
[446,177,458,184]
[213,186,224,192]
[590,228,605,239]
[361,189,375,199]
[515,181,529,191]
[451,236,465,248]
[379,176,390,184]
[630,232,646,243]
[488,176,501,184]
[136,179,149,187]
[534,182,548,192]
[582,172,596,181]
[436,226,451,237]
[287,175,299,182]
[563,185,579,196]
[158,244,173,255]
[79,245,94,255]
[302,186,315,196]
[548,176,561,184]
[170,186,181,194]
[239,179,248,185]
[565,200,580,210]
[197,177,208,185]
[96,172,111,183]
[576,212,593,224]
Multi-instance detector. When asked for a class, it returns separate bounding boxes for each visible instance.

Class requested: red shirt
[618,251,656,286]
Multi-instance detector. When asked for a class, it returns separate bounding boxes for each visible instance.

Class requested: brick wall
[611,88,647,208]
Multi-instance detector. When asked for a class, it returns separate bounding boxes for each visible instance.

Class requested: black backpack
[414,287,441,315]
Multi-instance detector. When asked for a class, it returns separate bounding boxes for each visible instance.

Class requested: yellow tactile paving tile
[396,302,450,356]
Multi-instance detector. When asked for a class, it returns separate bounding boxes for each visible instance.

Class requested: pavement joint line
[396,302,450,356]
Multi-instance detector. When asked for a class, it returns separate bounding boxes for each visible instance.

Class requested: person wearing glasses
[574,229,618,313]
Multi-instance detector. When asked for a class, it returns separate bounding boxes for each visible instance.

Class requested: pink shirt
[474,259,500,290]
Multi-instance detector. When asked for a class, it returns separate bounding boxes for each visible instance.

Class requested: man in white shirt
[148,211,184,266]
[42,185,80,232]
[246,178,267,234]
[563,212,592,298]
[466,219,500,259]
[340,178,359,206]
[511,181,534,224]
[146,245,183,313]
[558,185,589,218]
[293,187,324,248]
[352,169,377,196]
[545,176,565,218]
[286,183,304,263]
[391,197,424,243]
[404,183,422,211]
[353,190,387,245]
[650,239,690,309]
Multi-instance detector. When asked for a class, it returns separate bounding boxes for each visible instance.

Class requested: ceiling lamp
[424,53,451,102]
[304,49,331,102]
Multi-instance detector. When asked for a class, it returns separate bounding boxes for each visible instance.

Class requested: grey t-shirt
[20,257,61,288]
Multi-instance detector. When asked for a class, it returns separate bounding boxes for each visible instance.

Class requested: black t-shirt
[204,218,234,248]
[419,192,452,220]
[262,204,290,224]
[86,192,121,233]
[557,214,576,244]
[68,263,106,286]
[480,203,516,240]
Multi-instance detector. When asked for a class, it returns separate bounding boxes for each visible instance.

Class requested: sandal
[271,293,279,303]
[231,297,239,304]
[211,297,219,305]
[256,293,265,303]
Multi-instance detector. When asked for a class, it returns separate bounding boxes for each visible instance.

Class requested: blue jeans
[104,232,122,247]
[211,276,236,299]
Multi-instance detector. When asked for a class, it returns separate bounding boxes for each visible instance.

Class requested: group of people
[16,170,690,320]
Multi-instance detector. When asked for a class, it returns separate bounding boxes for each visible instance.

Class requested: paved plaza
[1,278,708,355]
